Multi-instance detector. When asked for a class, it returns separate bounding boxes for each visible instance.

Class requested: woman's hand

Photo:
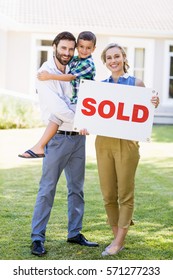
[151,93,159,108]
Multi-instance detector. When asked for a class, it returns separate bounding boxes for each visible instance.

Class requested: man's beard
[55,49,72,65]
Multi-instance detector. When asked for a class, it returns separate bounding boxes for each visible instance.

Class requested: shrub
[0,94,43,129]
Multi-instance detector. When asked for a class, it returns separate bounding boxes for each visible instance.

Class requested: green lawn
[0,125,173,260]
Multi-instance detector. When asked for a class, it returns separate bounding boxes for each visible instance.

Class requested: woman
[95,43,159,256]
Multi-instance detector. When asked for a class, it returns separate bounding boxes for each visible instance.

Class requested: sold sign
[73,80,155,142]
[81,98,149,123]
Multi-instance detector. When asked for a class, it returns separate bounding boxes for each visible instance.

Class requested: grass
[0,125,173,260]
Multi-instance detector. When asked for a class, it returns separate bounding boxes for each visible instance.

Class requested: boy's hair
[77,31,96,46]
[52,31,76,47]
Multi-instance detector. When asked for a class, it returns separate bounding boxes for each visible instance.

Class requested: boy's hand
[37,71,51,81]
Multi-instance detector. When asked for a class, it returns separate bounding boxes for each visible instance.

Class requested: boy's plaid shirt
[68,55,96,104]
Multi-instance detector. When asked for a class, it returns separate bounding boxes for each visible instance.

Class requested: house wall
[1,30,172,123]
[0,30,7,88]
[92,35,110,81]
[5,31,31,94]
[153,39,164,104]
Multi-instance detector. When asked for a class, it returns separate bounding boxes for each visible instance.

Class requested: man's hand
[79,129,89,135]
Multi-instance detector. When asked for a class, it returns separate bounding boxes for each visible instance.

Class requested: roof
[0,0,173,37]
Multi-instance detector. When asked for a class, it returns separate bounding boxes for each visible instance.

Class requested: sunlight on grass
[151,125,173,143]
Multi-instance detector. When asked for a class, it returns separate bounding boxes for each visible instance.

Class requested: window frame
[29,34,54,95]
[163,40,173,106]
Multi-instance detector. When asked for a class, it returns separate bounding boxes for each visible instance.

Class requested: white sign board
[73,80,155,142]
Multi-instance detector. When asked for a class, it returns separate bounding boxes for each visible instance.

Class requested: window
[110,38,154,87]
[36,40,52,69]
[134,48,145,81]
[169,46,173,99]
[163,41,173,104]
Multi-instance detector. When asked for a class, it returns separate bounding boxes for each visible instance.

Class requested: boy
[19,31,96,158]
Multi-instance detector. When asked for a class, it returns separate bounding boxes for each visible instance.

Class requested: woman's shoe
[102,246,124,256]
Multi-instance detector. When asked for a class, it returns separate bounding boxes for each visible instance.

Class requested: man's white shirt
[36,56,76,131]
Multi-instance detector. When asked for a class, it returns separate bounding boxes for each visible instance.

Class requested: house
[0,0,173,123]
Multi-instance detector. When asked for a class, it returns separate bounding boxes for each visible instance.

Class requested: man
[31,31,98,256]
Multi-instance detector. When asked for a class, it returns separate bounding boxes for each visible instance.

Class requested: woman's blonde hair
[101,43,130,73]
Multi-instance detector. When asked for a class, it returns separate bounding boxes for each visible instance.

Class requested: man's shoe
[67,233,99,247]
[31,240,46,256]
